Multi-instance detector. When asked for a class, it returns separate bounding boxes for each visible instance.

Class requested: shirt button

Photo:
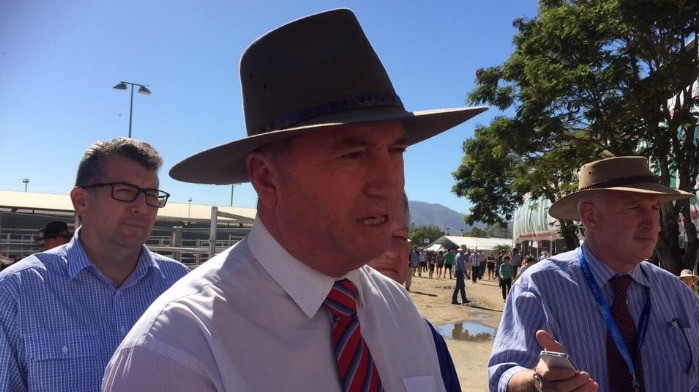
[120,326,126,334]
[62,346,69,354]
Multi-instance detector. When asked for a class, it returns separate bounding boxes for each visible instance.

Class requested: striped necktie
[323,279,383,392]
[607,275,645,392]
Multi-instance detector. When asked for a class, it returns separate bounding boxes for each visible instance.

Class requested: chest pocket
[24,330,103,392]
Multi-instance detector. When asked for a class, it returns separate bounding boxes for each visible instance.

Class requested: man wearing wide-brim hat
[679,269,699,292]
[36,220,73,250]
[104,8,486,392]
[489,156,699,392]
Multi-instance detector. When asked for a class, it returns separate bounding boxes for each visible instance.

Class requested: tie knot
[323,279,358,318]
[609,274,632,298]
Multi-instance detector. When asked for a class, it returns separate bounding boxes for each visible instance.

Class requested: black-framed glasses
[81,182,170,208]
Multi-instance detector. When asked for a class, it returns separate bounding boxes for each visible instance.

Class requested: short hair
[75,138,163,186]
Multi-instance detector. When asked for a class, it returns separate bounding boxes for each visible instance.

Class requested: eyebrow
[329,135,409,153]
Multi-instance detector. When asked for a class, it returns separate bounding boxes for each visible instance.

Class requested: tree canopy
[409,224,443,248]
[454,0,699,272]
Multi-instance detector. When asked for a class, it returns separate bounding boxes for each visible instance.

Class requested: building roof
[0,190,257,225]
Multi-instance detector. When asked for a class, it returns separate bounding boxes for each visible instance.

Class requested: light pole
[22,178,29,192]
[113,81,151,138]
[230,184,236,206]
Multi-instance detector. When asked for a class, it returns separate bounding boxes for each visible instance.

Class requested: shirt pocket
[24,330,103,391]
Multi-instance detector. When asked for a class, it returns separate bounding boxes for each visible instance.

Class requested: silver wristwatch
[533,371,544,392]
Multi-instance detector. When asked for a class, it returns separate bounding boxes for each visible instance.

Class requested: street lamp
[113,81,152,138]
[22,178,29,192]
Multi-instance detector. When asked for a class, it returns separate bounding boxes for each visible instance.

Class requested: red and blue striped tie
[323,279,383,392]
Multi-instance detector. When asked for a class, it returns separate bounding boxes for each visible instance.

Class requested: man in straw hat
[679,269,699,294]
[489,156,699,392]
[103,8,486,392]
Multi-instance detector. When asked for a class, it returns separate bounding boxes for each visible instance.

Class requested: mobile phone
[539,351,579,370]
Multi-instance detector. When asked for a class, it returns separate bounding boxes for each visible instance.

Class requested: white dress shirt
[103,218,446,392]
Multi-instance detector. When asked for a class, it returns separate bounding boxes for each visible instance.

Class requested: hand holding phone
[539,350,579,371]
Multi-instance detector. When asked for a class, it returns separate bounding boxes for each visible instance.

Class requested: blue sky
[0,1,537,213]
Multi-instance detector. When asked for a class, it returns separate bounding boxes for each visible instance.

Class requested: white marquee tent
[424,235,512,254]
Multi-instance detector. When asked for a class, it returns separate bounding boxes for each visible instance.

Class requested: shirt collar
[581,244,649,288]
[65,227,159,282]
[248,217,365,318]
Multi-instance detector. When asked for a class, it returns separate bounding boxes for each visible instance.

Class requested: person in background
[486,254,496,280]
[366,193,461,391]
[0,138,190,392]
[418,248,428,276]
[489,156,698,392]
[37,220,73,250]
[469,249,481,283]
[498,255,516,301]
[508,248,522,277]
[102,9,485,391]
[406,245,420,291]
[436,250,445,278]
[512,255,537,283]
[452,247,471,305]
[443,248,455,279]
[679,269,699,295]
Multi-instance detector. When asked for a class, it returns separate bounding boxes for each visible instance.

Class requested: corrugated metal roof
[0,190,257,224]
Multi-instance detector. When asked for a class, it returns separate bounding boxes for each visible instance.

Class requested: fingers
[536,329,566,352]
[540,371,600,392]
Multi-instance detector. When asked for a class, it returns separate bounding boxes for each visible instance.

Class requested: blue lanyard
[578,248,650,391]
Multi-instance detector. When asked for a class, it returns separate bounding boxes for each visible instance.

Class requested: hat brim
[37,233,72,241]
[170,106,487,184]
[548,184,693,221]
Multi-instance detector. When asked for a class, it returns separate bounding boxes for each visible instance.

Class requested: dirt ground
[408,270,505,392]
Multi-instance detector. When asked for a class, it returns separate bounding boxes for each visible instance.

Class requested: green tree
[454,0,699,271]
[484,223,512,239]
[492,244,513,256]
[465,227,489,238]
[409,224,443,248]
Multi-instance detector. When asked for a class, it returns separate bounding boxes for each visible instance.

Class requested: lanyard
[578,248,650,391]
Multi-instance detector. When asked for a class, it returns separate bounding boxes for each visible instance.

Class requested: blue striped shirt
[488,245,699,392]
[454,253,466,272]
[0,232,190,392]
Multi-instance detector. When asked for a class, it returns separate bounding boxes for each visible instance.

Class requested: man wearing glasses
[0,137,190,392]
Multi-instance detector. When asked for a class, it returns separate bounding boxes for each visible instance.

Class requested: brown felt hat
[170,8,487,184]
[548,156,693,221]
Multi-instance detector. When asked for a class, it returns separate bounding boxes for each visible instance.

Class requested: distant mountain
[407,200,476,234]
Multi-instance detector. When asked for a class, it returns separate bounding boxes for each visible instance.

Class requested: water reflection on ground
[435,321,497,342]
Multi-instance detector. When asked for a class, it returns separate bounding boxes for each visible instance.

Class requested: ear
[246,152,278,209]
[578,201,596,229]
[70,187,88,217]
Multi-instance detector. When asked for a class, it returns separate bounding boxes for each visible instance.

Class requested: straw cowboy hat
[170,8,487,184]
[679,269,699,282]
[36,221,72,241]
[548,156,693,221]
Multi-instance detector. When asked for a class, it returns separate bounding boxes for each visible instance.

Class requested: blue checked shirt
[488,245,699,392]
[0,230,190,392]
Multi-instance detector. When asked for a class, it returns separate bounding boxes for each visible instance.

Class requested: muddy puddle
[435,321,497,342]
